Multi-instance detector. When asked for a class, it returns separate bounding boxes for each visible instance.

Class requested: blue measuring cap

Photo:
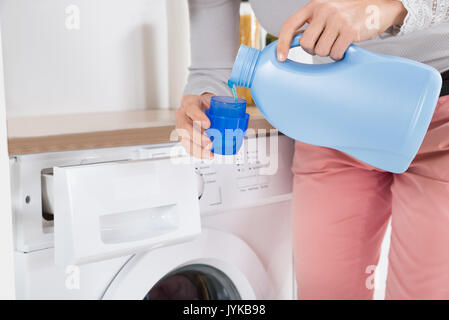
[205,96,250,155]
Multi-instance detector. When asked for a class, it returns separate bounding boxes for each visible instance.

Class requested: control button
[237,175,259,188]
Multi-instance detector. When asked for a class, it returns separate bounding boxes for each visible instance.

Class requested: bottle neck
[229,45,261,89]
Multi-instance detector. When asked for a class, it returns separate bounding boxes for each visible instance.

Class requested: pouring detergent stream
[229,81,239,102]
[222,33,442,173]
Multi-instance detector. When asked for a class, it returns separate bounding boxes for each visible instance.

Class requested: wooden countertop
[7,106,274,155]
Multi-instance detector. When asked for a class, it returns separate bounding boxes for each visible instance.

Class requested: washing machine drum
[144,264,240,300]
[102,229,272,300]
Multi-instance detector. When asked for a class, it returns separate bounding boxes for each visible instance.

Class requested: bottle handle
[286,33,369,63]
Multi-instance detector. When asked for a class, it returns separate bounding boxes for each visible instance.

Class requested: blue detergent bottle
[229,34,442,173]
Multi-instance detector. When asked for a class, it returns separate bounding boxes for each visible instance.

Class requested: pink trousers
[292,95,449,300]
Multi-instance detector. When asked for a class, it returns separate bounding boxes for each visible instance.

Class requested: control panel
[196,135,294,214]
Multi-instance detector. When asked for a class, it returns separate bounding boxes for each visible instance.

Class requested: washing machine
[11,134,294,300]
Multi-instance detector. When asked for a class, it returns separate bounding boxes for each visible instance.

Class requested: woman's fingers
[180,136,213,159]
[177,118,210,145]
[176,119,213,159]
[180,137,213,159]
[314,20,339,57]
[277,5,311,62]
[176,94,214,159]
[200,93,214,111]
[330,31,354,61]
[184,99,211,129]
[278,0,405,61]
[299,11,326,55]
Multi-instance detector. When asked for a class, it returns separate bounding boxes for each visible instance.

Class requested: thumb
[200,93,214,110]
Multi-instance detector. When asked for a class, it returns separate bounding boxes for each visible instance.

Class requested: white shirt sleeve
[398,0,449,34]
[184,0,240,97]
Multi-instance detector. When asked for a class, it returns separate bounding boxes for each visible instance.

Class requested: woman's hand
[176,93,214,159]
[277,0,407,61]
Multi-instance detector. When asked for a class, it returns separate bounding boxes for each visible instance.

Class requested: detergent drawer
[51,157,200,266]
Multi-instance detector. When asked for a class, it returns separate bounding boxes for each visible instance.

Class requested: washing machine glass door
[103,229,272,300]
[144,264,240,300]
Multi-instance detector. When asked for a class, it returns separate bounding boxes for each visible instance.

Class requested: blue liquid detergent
[228,34,442,173]
[229,81,239,102]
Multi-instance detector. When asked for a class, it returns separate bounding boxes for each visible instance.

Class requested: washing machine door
[102,229,272,300]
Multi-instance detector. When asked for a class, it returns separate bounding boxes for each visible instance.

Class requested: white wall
[0,0,190,117]
[0,24,16,299]
[166,0,190,109]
